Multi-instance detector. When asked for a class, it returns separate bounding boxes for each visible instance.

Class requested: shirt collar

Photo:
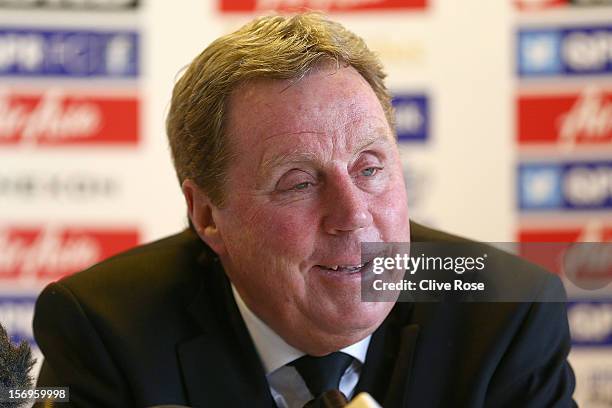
[231,284,371,375]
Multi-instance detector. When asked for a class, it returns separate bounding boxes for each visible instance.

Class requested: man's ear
[182,179,226,256]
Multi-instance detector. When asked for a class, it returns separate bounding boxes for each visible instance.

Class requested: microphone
[346,392,382,408]
[0,322,36,407]
[306,391,382,408]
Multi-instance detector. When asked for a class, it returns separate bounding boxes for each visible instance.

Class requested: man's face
[211,64,410,354]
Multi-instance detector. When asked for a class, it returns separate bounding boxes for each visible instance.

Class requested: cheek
[268,212,312,241]
[268,210,321,262]
[233,199,320,256]
[373,178,410,241]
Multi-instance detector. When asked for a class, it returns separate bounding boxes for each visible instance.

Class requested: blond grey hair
[166,12,394,207]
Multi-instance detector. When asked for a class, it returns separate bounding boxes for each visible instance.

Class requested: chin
[285,302,393,355]
[325,301,392,336]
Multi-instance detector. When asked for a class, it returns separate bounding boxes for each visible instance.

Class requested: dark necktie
[290,352,354,404]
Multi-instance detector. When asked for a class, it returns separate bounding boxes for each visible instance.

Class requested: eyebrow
[257,131,392,183]
[354,131,392,154]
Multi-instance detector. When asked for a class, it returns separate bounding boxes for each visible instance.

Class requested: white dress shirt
[231,285,371,408]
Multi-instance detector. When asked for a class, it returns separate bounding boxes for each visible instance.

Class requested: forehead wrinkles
[257,131,332,178]
[257,117,391,177]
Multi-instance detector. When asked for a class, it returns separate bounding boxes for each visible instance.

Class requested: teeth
[320,263,365,271]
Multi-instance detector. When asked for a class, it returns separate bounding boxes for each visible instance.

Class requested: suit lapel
[356,304,419,408]
[177,335,274,407]
[177,255,276,407]
[383,324,419,408]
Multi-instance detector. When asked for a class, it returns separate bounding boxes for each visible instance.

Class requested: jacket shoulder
[33,229,212,406]
[59,228,208,298]
[35,228,213,349]
[410,221,472,243]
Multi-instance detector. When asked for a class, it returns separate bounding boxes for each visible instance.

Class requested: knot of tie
[289,352,354,399]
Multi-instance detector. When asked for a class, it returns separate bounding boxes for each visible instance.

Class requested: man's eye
[275,169,316,192]
[293,182,312,190]
[362,167,379,177]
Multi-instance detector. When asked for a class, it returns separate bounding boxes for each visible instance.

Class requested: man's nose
[322,174,373,235]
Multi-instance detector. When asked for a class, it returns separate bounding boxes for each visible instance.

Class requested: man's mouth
[315,260,371,274]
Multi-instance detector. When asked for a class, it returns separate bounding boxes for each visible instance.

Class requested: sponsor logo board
[517,87,612,148]
[517,25,612,77]
[515,0,612,10]
[0,296,35,344]
[514,0,568,9]
[0,226,139,283]
[569,301,612,346]
[518,160,612,210]
[402,163,430,207]
[0,89,139,146]
[218,0,427,12]
[0,28,139,77]
[581,366,612,408]
[392,93,429,142]
[516,241,611,291]
[569,0,612,4]
[0,171,119,200]
[519,223,612,242]
[0,0,139,9]
[517,224,611,293]
[569,351,612,408]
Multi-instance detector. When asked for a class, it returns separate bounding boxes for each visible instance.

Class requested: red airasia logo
[0,226,139,281]
[513,0,567,10]
[219,0,427,12]
[519,225,612,242]
[0,89,139,146]
[517,87,612,148]
[518,224,612,289]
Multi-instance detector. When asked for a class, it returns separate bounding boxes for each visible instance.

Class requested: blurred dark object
[0,322,35,408]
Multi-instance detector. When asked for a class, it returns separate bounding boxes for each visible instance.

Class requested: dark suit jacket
[33,222,576,407]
